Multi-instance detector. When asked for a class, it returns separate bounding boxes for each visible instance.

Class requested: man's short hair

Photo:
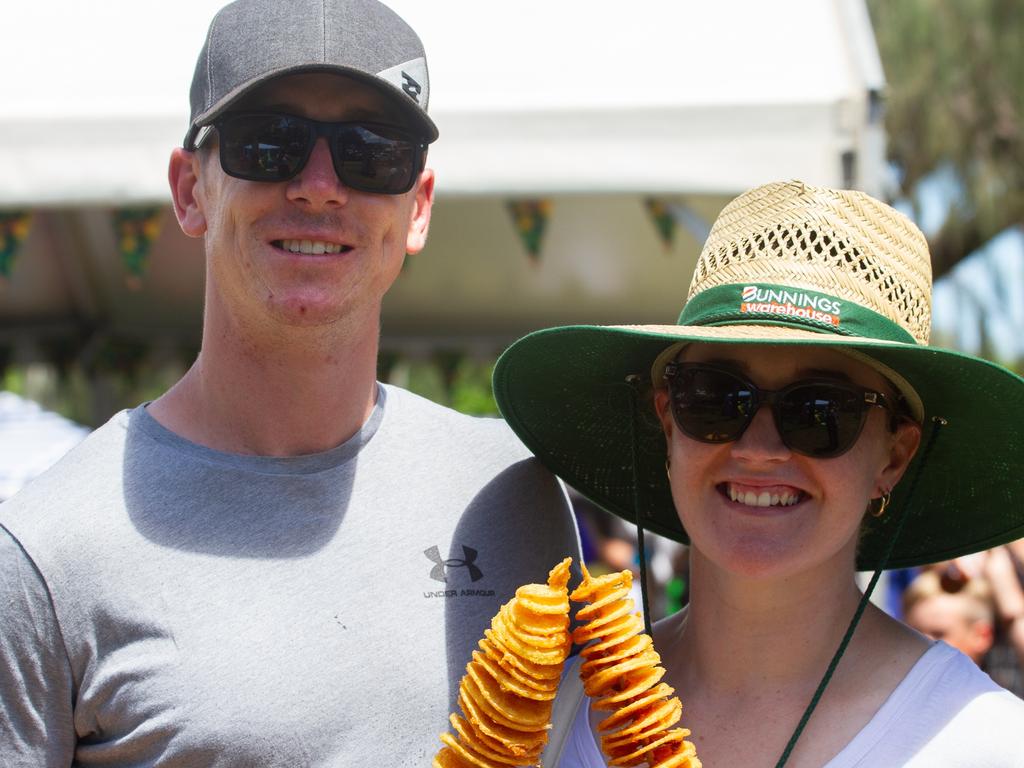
[184,0,438,150]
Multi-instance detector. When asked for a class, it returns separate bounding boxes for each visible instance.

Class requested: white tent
[0,392,89,500]
[0,0,886,356]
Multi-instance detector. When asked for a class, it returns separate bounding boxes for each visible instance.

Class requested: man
[0,0,580,764]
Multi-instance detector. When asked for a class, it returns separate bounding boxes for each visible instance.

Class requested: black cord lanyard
[626,374,655,638]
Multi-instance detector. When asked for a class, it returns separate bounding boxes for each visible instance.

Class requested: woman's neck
[665,550,866,694]
[654,553,929,768]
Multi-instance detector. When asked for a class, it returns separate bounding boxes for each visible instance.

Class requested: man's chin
[264,296,353,329]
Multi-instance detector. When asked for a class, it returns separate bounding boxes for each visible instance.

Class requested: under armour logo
[401,71,422,103]
[425,545,483,583]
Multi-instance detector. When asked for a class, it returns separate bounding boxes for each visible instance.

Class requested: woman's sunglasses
[205,112,428,194]
[663,362,897,458]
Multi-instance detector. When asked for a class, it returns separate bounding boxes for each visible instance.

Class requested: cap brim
[184,64,438,149]
[493,323,1024,570]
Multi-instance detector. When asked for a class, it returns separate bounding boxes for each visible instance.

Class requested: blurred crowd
[897,545,1024,697]
[571,490,1024,699]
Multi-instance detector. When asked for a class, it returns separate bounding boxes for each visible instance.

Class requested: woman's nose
[730,404,792,463]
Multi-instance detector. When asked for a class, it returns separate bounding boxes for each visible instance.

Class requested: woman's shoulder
[918,641,1024,704]
[834,641,1024,767]
[910,643,1024,765]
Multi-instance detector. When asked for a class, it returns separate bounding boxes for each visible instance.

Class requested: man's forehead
[234,72,409,125]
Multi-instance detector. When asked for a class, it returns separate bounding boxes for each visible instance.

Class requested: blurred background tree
[867,0,1024,278]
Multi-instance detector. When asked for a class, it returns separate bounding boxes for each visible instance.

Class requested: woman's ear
[654,388,674,444]
[168,148,208,238]
[876,419,923,496]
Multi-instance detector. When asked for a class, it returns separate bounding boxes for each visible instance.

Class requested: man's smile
[273,239,351,255]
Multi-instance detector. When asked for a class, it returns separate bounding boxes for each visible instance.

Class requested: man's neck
[148,316,381,457]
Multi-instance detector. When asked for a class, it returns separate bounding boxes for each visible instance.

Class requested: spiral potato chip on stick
[570,564,701,768]
[433,557,574,767]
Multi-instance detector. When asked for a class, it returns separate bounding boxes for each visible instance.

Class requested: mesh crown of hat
[688,181,933,344]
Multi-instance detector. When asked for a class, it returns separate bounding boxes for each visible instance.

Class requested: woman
[492,181,1024,766]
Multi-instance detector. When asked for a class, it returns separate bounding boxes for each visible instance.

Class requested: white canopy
[1,0,885,205]
[0,0,888,356]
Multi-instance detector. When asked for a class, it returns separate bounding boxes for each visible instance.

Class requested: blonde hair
[902,569,995,626]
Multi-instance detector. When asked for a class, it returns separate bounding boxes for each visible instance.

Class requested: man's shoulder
[0,409,133,541]
[380,383,526,448]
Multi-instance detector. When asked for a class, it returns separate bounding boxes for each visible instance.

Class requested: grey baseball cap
[184,0,438,149]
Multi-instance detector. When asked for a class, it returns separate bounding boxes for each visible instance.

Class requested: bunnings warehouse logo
[740,286,842,327]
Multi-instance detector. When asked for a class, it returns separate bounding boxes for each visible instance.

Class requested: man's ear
[405,167,435,256]
[169,148,207,238]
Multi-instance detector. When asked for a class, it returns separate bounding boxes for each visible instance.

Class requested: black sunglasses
[204,112,428,194]
[663,362,896,458]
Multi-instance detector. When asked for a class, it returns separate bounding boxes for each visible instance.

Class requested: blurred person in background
[902,568,995,665]
[0,0,579,765]
[570,487,688,620]
[983,544,1024,696]
[924,544,1024,697]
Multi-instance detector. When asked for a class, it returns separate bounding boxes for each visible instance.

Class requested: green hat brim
[493,324,1024,571]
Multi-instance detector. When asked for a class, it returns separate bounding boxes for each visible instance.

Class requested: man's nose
[285,137,348,208]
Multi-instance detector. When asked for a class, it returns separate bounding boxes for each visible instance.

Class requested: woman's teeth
[727,484,802,507]
[278,239,346,255]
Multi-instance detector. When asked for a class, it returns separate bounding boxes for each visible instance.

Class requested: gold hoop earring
[871,491,891,518]
[665,459,671,482]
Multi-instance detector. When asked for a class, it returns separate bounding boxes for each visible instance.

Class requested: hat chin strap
[773,416,946,768]
[625,377,946,768]
[626,375,655,639]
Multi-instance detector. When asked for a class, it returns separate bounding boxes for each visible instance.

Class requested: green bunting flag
[644,198,676,252]
[507,199,552,263]
[113,207,164,288]
[0,211,32,279]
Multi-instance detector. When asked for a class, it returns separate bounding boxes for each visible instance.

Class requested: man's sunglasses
[663,362,897,458]
[204,113,428,194]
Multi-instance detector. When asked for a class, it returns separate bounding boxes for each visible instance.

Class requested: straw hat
[493,181,1024,569]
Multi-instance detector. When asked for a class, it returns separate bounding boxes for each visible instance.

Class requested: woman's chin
[693,532,855,584]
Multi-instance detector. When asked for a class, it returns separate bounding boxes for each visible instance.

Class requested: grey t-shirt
[0,384,582,766]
